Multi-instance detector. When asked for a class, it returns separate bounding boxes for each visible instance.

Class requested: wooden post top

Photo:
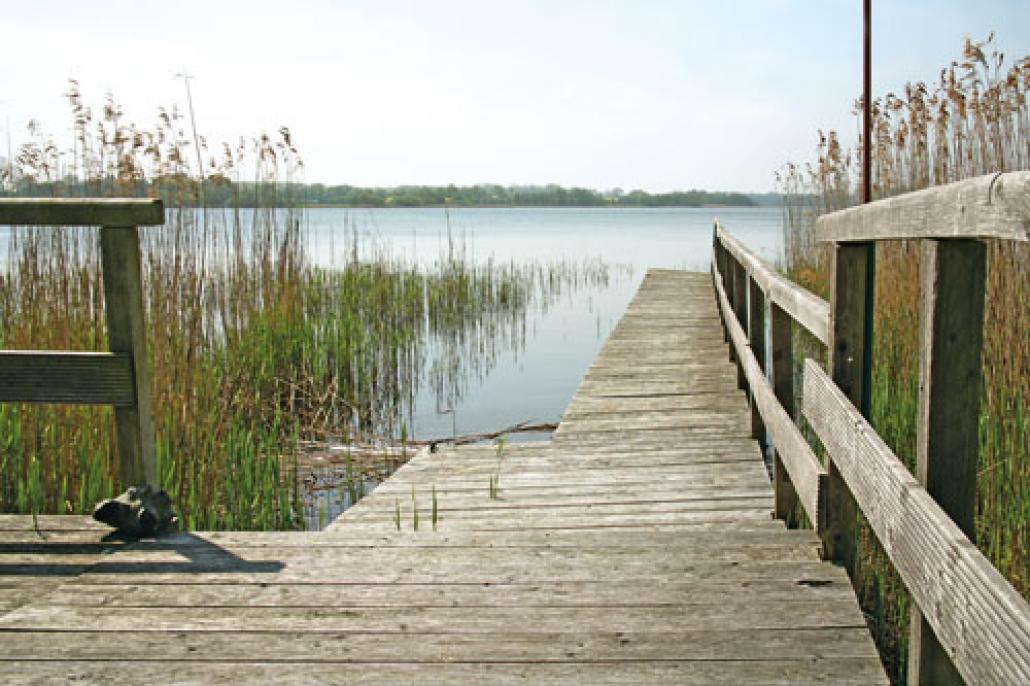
[0,198,165,226]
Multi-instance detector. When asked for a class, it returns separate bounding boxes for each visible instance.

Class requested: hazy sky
[4,1,1029,192]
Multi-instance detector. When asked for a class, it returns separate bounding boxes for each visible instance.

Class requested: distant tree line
[295,183,759,208]
[2,174,777,209]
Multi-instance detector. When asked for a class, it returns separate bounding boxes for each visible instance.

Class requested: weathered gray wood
[712,262,826,530]
[816,171,1030,243]
[803,360,1030,685]
[823,241,873,570]
[0,198,164,226]
[716,222,831,344]
[1,602,868,634]
[732,260,748,389]
[44,577,850,608]
[0,659,891,686]
[748,272,767,440]
[100,226,157,488]
[909,239,987,686]
[0,351,135,405]
[769,301,801,522]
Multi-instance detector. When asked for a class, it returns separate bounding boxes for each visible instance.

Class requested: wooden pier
[0,270,888,684]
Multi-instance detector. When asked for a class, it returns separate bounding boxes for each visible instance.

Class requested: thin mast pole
[863,0,872,203]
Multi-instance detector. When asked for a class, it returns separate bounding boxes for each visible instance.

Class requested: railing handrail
[816,170,1030,243]
[0,198,163,489]
[714,223,830,344]
[712,175,1030,683]
[0,198,164,227]
[709,250,826,529]
[803,359,1030,684]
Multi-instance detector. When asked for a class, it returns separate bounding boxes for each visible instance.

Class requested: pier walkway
[0,270,886,684]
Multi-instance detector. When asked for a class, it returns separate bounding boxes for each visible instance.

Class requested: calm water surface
[305,206,783,442]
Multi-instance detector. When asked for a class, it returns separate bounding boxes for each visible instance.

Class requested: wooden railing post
[769,301,801,521]
[732,260,748,390]
[100,225,157,488]
[0,199,163,494]
[712,227,731,346]
[823,242,874,572]
[908,239,986,686]
[747,275,766,441]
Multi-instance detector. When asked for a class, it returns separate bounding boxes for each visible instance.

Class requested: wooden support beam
[732,261,747,390]
[712,230,731,346]
[908,239,987,686]
[100,226,157,488]
[747,275,766,442]
[769,302,800,522]
[0,351,135,405]
[822,242,874,571]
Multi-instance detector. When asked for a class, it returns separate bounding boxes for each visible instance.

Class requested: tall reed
[779,34,1029,682]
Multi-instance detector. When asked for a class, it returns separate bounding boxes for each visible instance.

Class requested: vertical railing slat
[100,225,157,488]
[769,301,801,521]
[748,275,766,441]
[732,260,748,390]
[823,242,875,572]
[908,239,987,685]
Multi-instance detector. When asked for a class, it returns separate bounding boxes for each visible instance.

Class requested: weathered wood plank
[803,360,1030,685]
[1,602,869,633]
[40,576,849,608]
[0,655,889,685]
[70,558,849,586]
[816,171,1030,243]
[0,351,135,405]
[0,198,165,226]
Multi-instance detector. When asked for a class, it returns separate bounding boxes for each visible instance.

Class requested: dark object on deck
[93,486,178,537]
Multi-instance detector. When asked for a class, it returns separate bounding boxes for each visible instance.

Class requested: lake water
[303,206,783,443]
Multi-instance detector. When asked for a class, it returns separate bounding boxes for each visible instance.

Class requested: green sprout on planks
[412,484,419,531]
[394,497,401,531]
[488,436,508,500]
[432,484,439,530]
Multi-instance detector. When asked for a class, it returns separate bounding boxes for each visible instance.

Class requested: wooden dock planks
[0,269,886,684]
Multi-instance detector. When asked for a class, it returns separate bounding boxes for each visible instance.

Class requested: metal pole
[863,0,872,204]
[859,0,875,419]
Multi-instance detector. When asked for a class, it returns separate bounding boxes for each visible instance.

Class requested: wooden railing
[711,171,1030,686]
[0,199,165,489]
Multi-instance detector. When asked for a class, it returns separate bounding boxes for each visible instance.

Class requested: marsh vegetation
[779,34,1030,682]
[0,86,616,530]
